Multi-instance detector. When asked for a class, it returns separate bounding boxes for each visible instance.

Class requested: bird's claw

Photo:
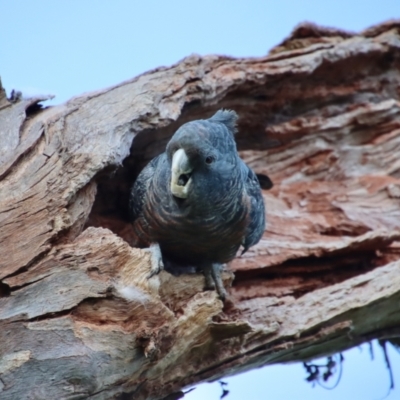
[203,263,227,301]
[145,243,164,279]
[204,270,216,290]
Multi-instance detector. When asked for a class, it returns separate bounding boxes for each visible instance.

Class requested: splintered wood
[1,21,400,400]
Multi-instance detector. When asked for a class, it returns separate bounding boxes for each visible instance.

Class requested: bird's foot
[144,243,164,279]
[204,267,216,290]
[203,263,227,301]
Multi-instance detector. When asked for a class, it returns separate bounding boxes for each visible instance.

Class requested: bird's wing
[242,163,266,253]
[129,154,161,222]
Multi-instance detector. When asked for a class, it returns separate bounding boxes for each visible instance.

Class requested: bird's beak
[171,148,193,199]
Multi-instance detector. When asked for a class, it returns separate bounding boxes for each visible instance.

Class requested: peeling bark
[1,20,400,400]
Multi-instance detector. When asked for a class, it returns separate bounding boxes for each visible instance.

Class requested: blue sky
[188,342,400,400]
[2,1,400,399]
[1,1,399,105]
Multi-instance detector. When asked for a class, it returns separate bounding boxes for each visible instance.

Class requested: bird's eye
[205,156,215,165]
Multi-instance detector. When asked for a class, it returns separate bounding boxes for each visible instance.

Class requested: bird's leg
[144,243,164,279]
[203,266,216,290]
[203,263,227,301]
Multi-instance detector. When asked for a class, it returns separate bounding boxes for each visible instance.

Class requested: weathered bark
[1,20,400,400]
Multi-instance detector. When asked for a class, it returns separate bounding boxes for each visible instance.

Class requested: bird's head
[166,110,239,201]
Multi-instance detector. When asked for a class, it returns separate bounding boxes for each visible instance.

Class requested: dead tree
[1,21,400,400]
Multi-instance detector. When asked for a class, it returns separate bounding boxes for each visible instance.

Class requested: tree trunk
[1,20,400,400]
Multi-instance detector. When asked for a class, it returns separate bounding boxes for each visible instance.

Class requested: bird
[129,109,267,300]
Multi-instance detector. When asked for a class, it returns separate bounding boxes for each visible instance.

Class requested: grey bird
[129,110,267,300]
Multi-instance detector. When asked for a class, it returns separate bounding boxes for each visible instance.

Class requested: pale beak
[171,148,193,199]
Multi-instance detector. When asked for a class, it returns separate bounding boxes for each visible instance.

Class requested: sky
[1,1,399,105]
[188,341,400,400]
[2,1,400,399]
